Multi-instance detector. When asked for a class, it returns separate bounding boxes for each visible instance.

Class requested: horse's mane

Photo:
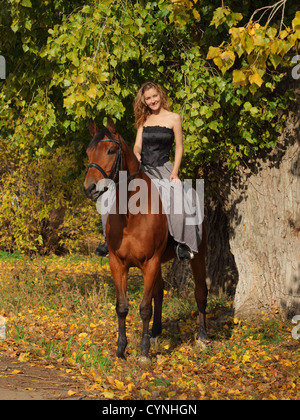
[87,127,113,150]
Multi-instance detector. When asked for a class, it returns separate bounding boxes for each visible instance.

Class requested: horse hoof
[138,356,151,364]
[196,339,208,350]
[116,352,126,360]
[195,330,209,349]
[150,336,159,349]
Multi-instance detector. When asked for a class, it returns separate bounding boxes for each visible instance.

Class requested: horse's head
[84,118,122,201]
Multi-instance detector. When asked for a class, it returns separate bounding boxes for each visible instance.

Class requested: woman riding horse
[84,82,208,359]
[96,82,202,260]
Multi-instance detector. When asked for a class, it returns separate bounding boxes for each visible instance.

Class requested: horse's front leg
[140,259,161,359]
[110,255,129,359]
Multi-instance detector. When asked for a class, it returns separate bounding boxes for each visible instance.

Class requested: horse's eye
[107,148,116,155]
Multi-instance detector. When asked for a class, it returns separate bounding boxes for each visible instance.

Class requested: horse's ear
[107,116,118,136]
[89,119,100,136]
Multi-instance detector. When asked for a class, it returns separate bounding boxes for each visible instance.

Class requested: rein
[87,136,142,196]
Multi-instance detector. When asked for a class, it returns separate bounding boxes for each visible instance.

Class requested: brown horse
[84,118,208,359]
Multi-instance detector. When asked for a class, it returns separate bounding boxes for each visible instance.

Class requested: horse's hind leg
[190,236,208,344]
[151,267,163,339]
[110,255,129,359]
[140,259,160,358]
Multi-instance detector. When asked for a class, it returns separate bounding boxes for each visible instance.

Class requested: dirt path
[0,355,95,400]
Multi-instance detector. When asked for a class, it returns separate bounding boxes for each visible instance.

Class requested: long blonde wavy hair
[133,81,170,128]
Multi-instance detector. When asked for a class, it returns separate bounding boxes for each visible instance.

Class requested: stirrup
[95,240,108,257]
[175,243,194,261]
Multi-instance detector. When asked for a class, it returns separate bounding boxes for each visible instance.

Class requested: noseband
[87,136,141,196]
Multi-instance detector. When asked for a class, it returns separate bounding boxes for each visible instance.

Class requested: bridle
[87,136,141,196]
[88,137,123,183]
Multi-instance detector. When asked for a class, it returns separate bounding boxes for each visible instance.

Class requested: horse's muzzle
[83,183,101,201]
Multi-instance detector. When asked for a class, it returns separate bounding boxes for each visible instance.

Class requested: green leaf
[269,54,282,69]
[243,102,252,111]
[21,0,32,7]
[208,121,219,132]
[210,7,230,28]
[11,20,19,32]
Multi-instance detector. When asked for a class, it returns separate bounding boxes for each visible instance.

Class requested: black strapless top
[141,126,174,167]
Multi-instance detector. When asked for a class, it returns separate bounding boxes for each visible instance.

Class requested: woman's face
[143,88,161,113]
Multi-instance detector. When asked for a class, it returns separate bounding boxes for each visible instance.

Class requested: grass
[0,252,299,400]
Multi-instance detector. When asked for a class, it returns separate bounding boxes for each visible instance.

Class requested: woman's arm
[170,114,183,183]
[133,125,143,162]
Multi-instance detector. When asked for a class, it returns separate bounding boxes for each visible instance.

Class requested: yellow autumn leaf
[76,93,86,102]
[206,46,221,60]
[114,379,125,390]
[106,375,115,385]
[233,69,246,84]
[127,382,135,392]
[140,389,151,399]
[242,351,251,363]
[11,369,24,375]
[78,332,88,340]
[292,11,300,31]
[102,391,115,399]
[18,352,30,362]
[121,394,132,400]
[63,94,76,107]
[86,84,97,99]
[249,72,264,87]
[76,74,85,83]
[192,9,200,20]
[228,389,241,395]
[221,50,235,62]
[67,390,76,397]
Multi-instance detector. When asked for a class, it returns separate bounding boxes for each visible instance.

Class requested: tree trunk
[214,85,300,320]
[229,122,300,319]
[172,87,300,321]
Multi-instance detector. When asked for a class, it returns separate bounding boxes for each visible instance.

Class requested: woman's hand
[169,171,181,185]
[134,126,143,163]
[135,152,141,162]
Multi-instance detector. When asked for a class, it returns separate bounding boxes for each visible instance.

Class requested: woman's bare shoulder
[171,112,182,128]
[164,110,181,124]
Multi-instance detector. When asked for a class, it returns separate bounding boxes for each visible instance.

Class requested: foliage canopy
[0,0,299,253]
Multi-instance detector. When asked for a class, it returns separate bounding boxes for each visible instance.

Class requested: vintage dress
[97,126,203,253]
[141,126,202,253]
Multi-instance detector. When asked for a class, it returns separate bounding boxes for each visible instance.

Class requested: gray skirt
[143,161,203,253]
[97,161,203,253]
